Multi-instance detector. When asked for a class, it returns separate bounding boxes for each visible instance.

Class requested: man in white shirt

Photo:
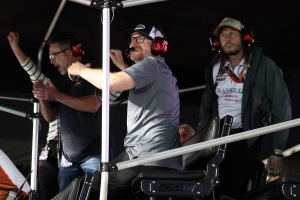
[198,16,292,199]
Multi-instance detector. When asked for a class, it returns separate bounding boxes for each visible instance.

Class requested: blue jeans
[58,154,101,192]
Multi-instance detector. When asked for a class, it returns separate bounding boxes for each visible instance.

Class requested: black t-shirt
[53,74,102,163]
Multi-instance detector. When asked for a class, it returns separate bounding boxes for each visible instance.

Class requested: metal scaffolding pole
[0,96,43,190]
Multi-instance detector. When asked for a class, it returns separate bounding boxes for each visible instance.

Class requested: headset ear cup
[70,43,85,57]
[209,35,220,51]
[241,28,254,46]
[151,37,168,56]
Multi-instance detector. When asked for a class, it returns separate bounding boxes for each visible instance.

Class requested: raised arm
[68,62,135,92]
[8,31,59,123]
[7,31,47,85]
[110,49,130,71]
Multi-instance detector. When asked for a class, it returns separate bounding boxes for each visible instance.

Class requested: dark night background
[0,0,300,182]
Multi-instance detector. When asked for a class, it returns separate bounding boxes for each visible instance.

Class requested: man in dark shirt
[32,32,103,192]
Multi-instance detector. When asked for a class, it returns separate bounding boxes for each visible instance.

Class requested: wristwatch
[272,151,283,158]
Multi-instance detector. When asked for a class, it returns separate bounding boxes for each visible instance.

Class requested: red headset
[209,17,254,51]
[70,43,84,57]
[151,27,168,56]
[60,32,85,57]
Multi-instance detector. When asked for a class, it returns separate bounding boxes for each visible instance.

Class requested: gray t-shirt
[124,56,182,170]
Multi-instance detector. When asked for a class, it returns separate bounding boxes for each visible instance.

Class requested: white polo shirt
[213,59,249,129]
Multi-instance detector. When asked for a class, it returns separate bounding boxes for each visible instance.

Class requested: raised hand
[110,49,129,70]
[7,31,20,49]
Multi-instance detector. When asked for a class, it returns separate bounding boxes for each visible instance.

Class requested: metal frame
[0,96,43,190]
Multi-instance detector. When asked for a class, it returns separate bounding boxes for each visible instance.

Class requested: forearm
[10,45,28,64]
[263,61,292,151]
[55,92,100,113]
[272,131,288,150]
[109,91,122,103]
[72,64,134,91]
[80,67,105,90]
[21,57,48,85]
[271,101,291,150]
[47,118,60,141]
[40,101,58,122]
[9,35,48,85]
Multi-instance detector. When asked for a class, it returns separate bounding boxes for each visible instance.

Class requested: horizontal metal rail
[0,105,27,118]
[0,96,33,102]
[116,118,300,170]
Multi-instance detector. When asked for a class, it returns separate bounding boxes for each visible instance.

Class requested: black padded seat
[130,115,233,200]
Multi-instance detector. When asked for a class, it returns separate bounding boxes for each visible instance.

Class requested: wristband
[272,151,283,158]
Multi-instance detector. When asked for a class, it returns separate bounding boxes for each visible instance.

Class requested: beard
[130,52,144,63]
[221,42,243,56]
[226,49,240,56]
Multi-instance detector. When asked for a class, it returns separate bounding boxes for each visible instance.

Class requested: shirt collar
[225,58,246,70]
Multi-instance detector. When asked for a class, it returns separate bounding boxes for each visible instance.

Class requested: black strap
[225,65,245,83]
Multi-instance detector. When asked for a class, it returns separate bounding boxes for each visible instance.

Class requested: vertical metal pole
[32,0,68,191]
[100,2,110,200]
[30,103,40,190]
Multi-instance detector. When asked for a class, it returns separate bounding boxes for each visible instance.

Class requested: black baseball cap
[121,23,165,40]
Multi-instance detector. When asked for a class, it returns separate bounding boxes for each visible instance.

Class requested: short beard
[221,43,242,56]
[226,49,240,56]
[131,55,143,63]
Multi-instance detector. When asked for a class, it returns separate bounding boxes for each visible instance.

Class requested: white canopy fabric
[0,149,31,199]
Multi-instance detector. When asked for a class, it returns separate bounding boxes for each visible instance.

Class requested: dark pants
[38,140,59,200]
[89,151,172,200]
[215,128,264,199]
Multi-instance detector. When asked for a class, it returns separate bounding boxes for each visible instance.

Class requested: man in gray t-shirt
[124,56,181,169]
[67,23,181,199]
